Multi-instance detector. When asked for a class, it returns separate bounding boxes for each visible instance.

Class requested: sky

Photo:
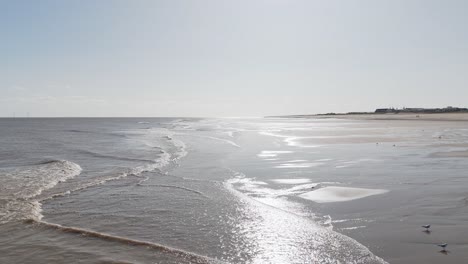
[1,0,468,117]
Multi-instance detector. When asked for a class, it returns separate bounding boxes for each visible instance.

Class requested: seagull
[437,243,448,251]
[422,224,431,231]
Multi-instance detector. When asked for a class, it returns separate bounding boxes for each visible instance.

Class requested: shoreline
[274,113,468,122]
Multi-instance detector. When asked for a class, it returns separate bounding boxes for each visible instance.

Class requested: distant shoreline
[267,112,468,122]
[267,106,468,121]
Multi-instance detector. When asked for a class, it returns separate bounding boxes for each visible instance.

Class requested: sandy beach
[287,113,468,264]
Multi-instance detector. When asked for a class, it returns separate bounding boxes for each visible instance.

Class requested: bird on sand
[422,224,431,231]
[437,243,448,251]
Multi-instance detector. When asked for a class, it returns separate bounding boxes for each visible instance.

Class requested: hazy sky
[2,0,468,117]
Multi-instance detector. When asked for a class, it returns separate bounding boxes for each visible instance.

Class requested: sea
[1,117,467,264]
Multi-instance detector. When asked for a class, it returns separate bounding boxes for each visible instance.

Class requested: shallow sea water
[1,117,468,263]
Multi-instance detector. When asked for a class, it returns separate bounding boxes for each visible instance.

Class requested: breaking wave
[0,128,189,225]
[0,160,82,224]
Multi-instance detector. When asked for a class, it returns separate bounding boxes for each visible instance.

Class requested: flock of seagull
[421,225,448,253]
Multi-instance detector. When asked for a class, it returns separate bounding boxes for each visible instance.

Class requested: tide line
[26,219,222,264]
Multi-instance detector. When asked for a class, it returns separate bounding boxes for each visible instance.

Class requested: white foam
[138,129,188,168]
[0,160,82,200]
[341,226,366,230]
[275,162,323,169]
[300,186,388,203]
[315,159,333,162]
[335,165,352,169]
[272,179,311,184]
[170,136,188,160]
[0,160,82,223]
[261,151,294,154]
[257,153,278,158]
[257,150,293,158]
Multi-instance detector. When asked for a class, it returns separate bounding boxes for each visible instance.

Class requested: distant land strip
[266,106,468,122]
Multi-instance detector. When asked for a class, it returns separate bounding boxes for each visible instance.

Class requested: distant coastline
[267,106,468,121]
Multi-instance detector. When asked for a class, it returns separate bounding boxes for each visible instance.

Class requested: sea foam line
[26,219,221,264]
[136,184,208,198]
[178,134,240,148]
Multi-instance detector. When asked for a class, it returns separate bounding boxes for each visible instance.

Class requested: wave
[170,136,189,160]
[31,133,188,221]
[135,129,188,163]
[0,160,82,200]
[137,184,208,198]
[76,149,156,163]
[32,159,68,165]
[0,160,82,224]
[64,129,126,138]
[27,219,220,264]
[0,147,173,224]
[70,131,189,193]
[39,151,173,203]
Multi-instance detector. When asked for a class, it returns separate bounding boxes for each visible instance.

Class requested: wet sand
[334,197,468,264]
[294,114,468,263]
[430,150,468,158]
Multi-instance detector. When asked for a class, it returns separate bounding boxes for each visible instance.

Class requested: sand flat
[300,186,388,203]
